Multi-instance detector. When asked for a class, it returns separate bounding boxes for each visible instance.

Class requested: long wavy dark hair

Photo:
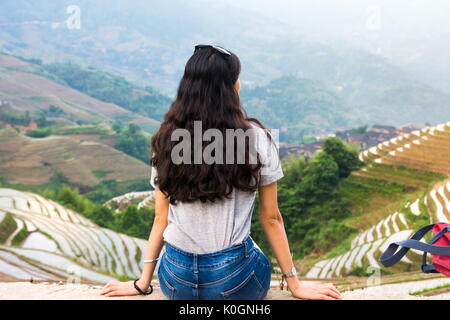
[151,46,268,204]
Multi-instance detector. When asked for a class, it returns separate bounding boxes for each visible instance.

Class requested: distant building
[280,122,425,160]
[399,123,425,133]
[0,99,12,108]
[279,141,322,159]
[370,124,398,135]
[315,133,336,140]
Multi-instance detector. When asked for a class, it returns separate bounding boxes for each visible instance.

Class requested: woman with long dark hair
[100,45,341,300]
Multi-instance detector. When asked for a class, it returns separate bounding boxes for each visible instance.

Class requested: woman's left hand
[100,280,140,297]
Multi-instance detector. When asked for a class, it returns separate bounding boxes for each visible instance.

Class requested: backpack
[380,223,450,276]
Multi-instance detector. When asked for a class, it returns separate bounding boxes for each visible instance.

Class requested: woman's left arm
[100,189,169,297]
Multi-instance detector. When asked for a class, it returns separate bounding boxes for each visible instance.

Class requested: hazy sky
[216,0,450,39]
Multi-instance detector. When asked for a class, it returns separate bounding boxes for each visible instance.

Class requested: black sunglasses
[194,44,231,57]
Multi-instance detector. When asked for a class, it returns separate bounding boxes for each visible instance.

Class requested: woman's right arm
[136,189,169,289]
[258,181,342,300]
[100,189,169,296]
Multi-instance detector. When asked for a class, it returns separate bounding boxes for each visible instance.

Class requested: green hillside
[302,123,450,279]
[38,62,171,122]
[0,53,163,133]
[0,127,151,200]
[2,0,450,134]
[0,188,149,283]
[241,76,366,141]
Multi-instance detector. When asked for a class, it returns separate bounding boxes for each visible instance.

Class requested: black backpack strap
[380,224,438,267]
[421,259,437,273]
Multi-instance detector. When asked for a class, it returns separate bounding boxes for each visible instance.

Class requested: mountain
[1,0,450,134]
[0,188,148,283]
[0,54,161,131]
[0,127,151,191]
[0,53,164,133]
[304,123,450,278]
[0,0,289,92]
[241,76,367,141]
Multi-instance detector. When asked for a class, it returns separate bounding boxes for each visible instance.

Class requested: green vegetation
[11,226,29,246]
[31,105,66,128]
[368,163,444,184]
[240,76,364,142]
[84,179,150,204]
[134,243,142,265]
[0,109,31,126]
[41,185,154,239]
[40,231,55,241]
[92,170,114,178]
[323,234,355,259]
[322,137,363,178]
[53,125,109,135]
[252,137,359,260]
[111,121,123,133]
[118,274,136,282]
[0,212,17,243]
[39,62,170,121]
[114,123,151,163]
[299,135,317,144]
[46,105,66,117]
[0,172,150,205]
[24,121,151,165]
[336,125,368,137]
[25,127,52,138]
[405,193,431,231]
[411,283,450,296]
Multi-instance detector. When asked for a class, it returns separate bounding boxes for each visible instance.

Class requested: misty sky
[216,0,450,39]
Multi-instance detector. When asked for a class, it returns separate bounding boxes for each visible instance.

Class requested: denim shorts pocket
[158,264,175,300]
[221,271,264,300]
[256,251,271,268]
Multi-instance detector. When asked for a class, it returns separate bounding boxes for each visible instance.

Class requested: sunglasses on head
[194,44,231,57]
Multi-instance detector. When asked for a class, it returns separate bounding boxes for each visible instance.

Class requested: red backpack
[380,223,450,276]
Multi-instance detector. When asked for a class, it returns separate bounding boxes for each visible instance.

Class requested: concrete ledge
[2,279,450,299]
[0,282,295,300]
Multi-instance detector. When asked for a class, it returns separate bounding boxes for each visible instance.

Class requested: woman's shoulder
[247,119,274,142]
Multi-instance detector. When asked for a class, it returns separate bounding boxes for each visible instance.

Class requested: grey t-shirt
[150,124,284,254]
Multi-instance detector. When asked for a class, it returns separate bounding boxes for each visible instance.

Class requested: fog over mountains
[1,0,450,137]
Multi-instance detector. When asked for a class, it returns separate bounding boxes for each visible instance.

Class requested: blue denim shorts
[157,236,271,300]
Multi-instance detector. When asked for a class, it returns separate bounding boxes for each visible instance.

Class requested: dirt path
[1,278,450,300]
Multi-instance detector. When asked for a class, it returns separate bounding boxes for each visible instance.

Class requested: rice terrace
[2,0,450,304]
[2,123,450,298]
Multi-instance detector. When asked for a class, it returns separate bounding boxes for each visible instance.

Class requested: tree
[114,123,150,163]
[301,152,340,197]
[111,121,123,133]
[35,113,48,127]
[322,137,362,178]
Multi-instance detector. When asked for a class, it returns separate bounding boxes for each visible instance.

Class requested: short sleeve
[149,165,159,190]
[256,127,284,186]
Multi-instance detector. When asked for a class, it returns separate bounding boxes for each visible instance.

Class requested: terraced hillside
[0,188,148,283]
[104,191,155,212]
[359,123,450,175]
[305,122,450,279]
[0,54,161,133]
[0,128,151,187]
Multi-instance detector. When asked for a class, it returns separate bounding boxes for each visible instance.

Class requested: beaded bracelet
[133,279,153,295]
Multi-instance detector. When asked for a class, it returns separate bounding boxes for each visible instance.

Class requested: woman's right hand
[100,280,145,297]
[290,282,342,300]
